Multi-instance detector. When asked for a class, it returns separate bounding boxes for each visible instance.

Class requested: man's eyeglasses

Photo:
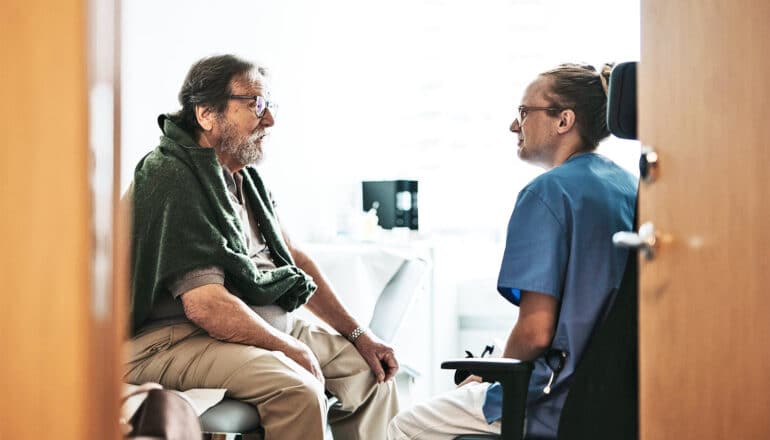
[517,105,568,121]
[229,95,277,118]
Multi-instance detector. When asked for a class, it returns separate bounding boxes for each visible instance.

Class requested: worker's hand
[353,331,399,383]
[457,374,483,388]
[283,339,325,385]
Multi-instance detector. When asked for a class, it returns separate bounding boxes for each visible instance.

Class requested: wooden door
[0,0,124,438]
[639,0,770,438]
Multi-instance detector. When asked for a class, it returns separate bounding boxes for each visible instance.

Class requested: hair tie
[599,74,609,96]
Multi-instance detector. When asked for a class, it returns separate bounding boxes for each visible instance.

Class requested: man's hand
[283,338,325,385]
[353,331,399,383]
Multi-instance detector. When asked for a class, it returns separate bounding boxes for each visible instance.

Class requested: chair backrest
[557,61,640,440]
[607,61,638,140]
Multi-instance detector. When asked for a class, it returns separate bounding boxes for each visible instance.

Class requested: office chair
[200,258,427,440]
[442,61,640,440]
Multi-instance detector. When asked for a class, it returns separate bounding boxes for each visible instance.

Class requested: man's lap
[123,319,375,404]
[124,323,318,394]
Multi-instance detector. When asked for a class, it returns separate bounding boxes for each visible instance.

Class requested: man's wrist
[347,326,367,343]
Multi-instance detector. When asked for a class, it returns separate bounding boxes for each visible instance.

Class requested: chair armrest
[442,358,532,385]
[442,358,529,375]
[441,358,533,440]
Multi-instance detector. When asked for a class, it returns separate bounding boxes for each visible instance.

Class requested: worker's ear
[556,108,576,134]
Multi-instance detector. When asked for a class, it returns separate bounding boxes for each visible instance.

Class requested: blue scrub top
[483,153,637,439]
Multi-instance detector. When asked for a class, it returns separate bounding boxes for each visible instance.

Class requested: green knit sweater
[129,115,316,334]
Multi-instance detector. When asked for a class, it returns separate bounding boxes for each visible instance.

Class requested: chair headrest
[607,61,638,140]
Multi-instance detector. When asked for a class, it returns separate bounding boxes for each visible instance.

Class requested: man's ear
[195,105,216,131]
[556,109,576,134]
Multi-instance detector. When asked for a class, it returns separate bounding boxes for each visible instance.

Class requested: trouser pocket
[125,323,201,365]
[125,328,172,365]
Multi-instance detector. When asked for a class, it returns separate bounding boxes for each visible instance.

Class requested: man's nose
[510,118,521,133]
[260,109,275,127]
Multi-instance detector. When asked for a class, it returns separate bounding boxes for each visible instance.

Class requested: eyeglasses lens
[255,96,267,117]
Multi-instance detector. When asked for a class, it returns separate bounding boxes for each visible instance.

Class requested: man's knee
[373,379,398,405]
[234,362,328,436]
[258,368,326,413]
[332,365,397,413]
[244,368,328,437]
[279,378,327,411]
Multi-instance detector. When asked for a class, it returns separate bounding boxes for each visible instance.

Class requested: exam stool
[200,399,262,440]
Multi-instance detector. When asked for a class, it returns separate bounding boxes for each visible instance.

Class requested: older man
[124,54,399,440]
[388,64,637,439]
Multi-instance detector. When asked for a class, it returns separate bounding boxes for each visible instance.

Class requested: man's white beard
[215,119,264,166]
[227,135,263,166]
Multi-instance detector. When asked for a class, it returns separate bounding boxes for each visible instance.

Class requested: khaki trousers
[124,318,399,440]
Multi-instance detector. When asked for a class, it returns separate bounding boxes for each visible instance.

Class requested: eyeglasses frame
[229,94,276,118]
[517,105,572,122]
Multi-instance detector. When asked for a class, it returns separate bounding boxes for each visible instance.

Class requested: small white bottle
[362,202,381,241]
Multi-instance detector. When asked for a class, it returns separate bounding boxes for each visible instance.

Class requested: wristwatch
[347,326,367,343]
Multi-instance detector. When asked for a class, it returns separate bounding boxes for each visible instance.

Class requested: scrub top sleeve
[497,189,568,305]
